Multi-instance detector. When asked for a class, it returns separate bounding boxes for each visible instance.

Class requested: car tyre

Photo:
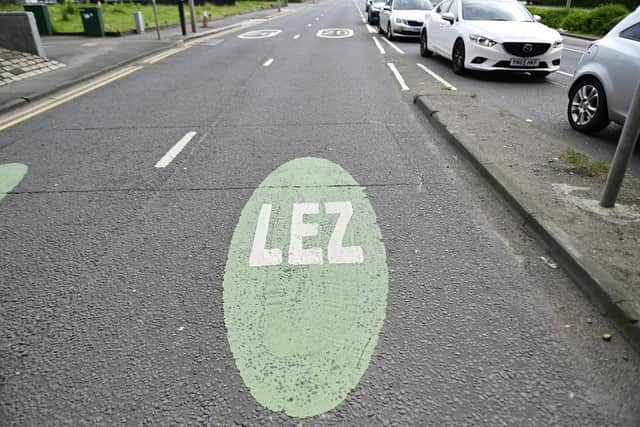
[367,11,373,24]
[387,24,395,41]
[567,77,610,134]
[452,39,466,74]
[378,22,384,34]
[420,29,432,57]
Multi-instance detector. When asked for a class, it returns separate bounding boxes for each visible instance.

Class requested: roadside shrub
[528,3,630,35]
[61,0,76,21]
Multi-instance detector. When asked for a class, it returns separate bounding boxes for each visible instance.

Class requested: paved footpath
[1,0,639,424]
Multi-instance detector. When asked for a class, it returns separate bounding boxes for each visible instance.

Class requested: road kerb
[414,94,640,353]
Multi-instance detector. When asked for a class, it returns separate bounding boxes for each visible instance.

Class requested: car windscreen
[394,0,432,10]
[462,0,534,21]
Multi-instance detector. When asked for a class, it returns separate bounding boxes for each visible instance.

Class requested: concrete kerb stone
[414,93,640,353]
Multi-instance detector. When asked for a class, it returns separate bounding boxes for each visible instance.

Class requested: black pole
[178,0,187,36]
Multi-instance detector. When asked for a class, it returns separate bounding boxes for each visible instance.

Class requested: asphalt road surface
[1,0,640,425]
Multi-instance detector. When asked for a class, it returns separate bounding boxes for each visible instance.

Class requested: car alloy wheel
[452,39,465,74]
[420,30,432,57]
[567,77,610,133]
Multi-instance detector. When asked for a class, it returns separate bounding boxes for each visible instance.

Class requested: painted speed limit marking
[223,157,388,418]
[237,29,282,39]
[316,28,354,38]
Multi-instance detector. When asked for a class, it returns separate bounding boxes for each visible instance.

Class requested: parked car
[567,7,640,133]
[378,0,433,40]
[368,0,388,23]
[420,0,563,77]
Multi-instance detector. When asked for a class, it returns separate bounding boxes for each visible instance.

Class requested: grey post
[565,0,572,8]
[188,0,197,33]
[277,0,281,12]
[151,0,161,39]
[600,81,640,207]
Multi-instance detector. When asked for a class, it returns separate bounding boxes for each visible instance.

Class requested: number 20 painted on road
[249,201,364,267]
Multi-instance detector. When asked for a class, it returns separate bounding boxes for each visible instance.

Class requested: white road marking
[416,63,457,91]
[366,24,377,33]
[308,23,313,27]
[381,37,405,54]
[238,29,282,39]
[155,131,197,168]
[557,70,574,77]
[564,47,585,54]
[350,0,367,24]
[263,58,274,66]
[387,63,409,91]
[372,36,386,54]
[293,34,301,39]
[315,17,320,20]
[317,28,354,38]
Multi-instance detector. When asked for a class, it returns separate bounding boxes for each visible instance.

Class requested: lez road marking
[293,34,300,39]
[250,201,363,267]
[238,29,282,39]
[223,157,388,418]
[557,70,574,77]
[387,63,409,91]
[381,37,405,54]
[416,63,457,90]
[372,36,386,54]
[263,58,274,66]
[366,24,377,33]
[316,28,354,38]
[155,131,197,168]
[0,163,28,202]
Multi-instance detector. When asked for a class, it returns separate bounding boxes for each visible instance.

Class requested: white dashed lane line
[387,63,409,91]
[155,131,198,168]
[416,63,456,91]
[372,37,386,54]
[263,58,274,66]
[557,70,574,77]
[380,37,405,54]
[293,34,301,39]
[366,24,377,34]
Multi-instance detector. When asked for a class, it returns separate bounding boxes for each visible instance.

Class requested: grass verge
[527,3,630,37]
[0,1,273,33]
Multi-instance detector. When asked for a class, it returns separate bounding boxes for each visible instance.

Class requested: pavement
[1,0,640,424]
[0,4,296,114]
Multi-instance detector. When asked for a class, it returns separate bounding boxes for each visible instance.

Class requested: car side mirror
[442,12,455,23]
[533,14,541,22]
[383,6,391,11]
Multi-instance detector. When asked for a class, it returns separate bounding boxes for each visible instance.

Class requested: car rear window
[620,22,640,42]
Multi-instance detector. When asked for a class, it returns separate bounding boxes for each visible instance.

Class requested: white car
[420,0,563,77]
[379,0,433,40]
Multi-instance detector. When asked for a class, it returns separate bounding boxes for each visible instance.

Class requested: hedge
[528,3,630,36]
[528,0,639,10]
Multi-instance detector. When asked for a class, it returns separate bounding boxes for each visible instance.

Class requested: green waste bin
[79,7,104,37]
[24,4,54,36]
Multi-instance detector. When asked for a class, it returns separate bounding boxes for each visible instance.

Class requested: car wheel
[387,24,394,41]
[378,21,384,34]
[452,39,465,74]
[530,71,550,79]
[367,12,373,24]
[568,77,610,134]
[420,30,432,58]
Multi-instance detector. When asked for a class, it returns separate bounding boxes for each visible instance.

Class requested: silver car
[568,7,640,133]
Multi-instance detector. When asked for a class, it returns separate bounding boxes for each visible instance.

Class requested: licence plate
[509,58,540,67]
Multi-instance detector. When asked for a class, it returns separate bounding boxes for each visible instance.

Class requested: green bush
[528,3,630,35]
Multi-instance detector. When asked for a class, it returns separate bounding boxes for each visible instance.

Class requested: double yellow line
[0,9,299,132]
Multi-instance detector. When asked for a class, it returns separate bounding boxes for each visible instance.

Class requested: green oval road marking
[0,163,28,202]
[223,157,388,418]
